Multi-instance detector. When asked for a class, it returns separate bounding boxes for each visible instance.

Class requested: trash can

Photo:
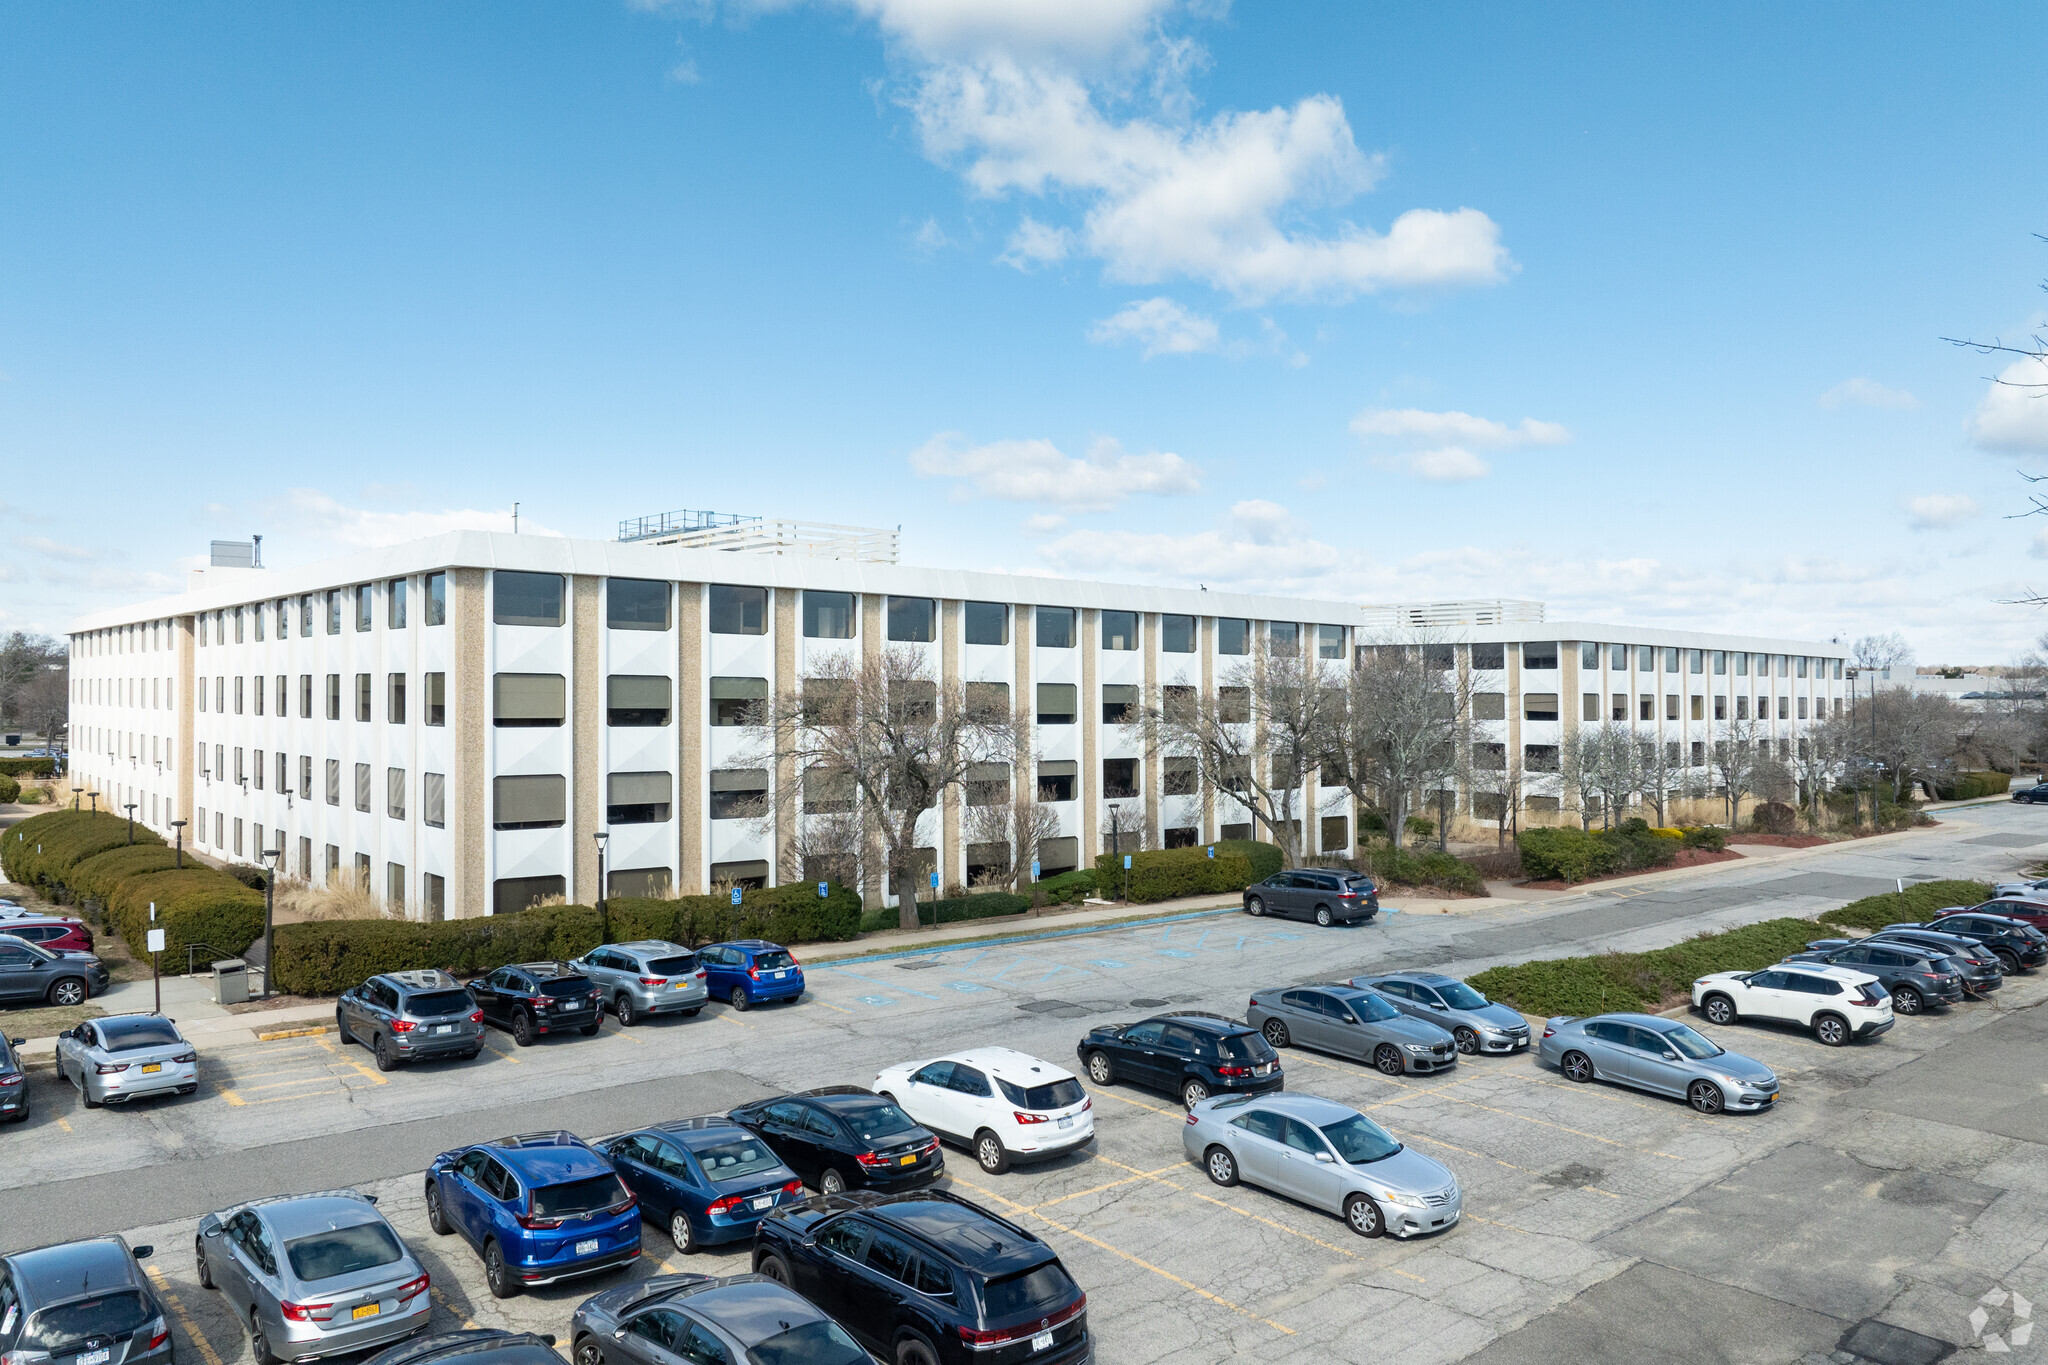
[212,959,249,1006]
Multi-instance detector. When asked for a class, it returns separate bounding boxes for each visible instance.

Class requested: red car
[0,917,95,954]
[1961,899,2048,933]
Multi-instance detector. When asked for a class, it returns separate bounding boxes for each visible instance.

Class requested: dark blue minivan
[699,940,804,1011]
[597,1117,805,1253]
[424,1131,641,1297]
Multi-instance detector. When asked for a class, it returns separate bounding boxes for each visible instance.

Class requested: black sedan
[465,962,602,1046]
[729,1088,942,1196]
[1076,1012,1282,1109]
[363,1330,567,1365]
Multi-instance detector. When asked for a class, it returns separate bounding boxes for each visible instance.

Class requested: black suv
[1915,913,2048,975]
[1243,869,1378,926]
[364,1330,567,1365]
[2012,783,2048,804]
[2,1032,27,1123]
[1784,940,1963,1014]
[729,1088,943,1196]
[1864,927,2003,996]
[465,962,603,1046]
[753,1190,1090,1365]
[1077,1012,1282,1109]
[337,969,486,1069]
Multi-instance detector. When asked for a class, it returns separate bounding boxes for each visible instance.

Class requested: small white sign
[146,929,166,953]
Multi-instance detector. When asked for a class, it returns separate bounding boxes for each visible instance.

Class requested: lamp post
[124,802,137,845]
[88,791,99,814]
[170,819,186,869]
[260,844,281,999]
[593,830,611,944]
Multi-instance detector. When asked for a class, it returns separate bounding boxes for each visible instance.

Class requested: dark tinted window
[746,1320,869,1365]
[839,1102,918,1144]
[404,990,476,1016]
[648,955,697,976]
[494,572,564,627]
[864,1234,915,1285]
[538,975,596,999]
[21,1292,153,1353]
[754,950,795,971]
[981,1261,1077,1319]
[1159,1025,1202,1053]
[1214,1032,1274,1063]
[1121,1021,1165,1046]
[100,1019,181,1051]
[995,1077,1085,1110]
[803,592,855,640]
[286,1222,404,1281]
[608,579,671,631]
[1161,614,1195,653]
[887,597,935,643]
[709,585,767,635]
[532,1174,626,1218]
[963,602,1007,646]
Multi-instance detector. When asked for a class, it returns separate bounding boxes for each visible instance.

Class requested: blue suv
[699,940,804,1011]
[424,1131,642,1298]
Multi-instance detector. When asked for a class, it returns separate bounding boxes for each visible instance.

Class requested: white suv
[874,1046,1095,1174]
[1690,964,1892,1046]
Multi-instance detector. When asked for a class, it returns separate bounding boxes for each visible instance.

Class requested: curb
[254,1023,332,1041]
[807,905,1250,965]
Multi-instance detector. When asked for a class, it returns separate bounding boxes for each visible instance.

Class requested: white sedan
[1691,964,1892,1046]
[874,1046,1094,1174]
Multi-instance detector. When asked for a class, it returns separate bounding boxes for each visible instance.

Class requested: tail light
[390,1020,415,1033]
[1851,991,1883,1007]
[1215,1065,1251,1077]
[1014,1111,1049,1124]
[145,1318,169,1351]
[957,1295,1086,1348]
[1081,1097,1091,1112]
[0,1074,22,1088]
[638,977,667,987]
[171,1051,196,1064]
[396,1274,429,1303]
[529,996,549,1010]
[695,970,707,980]
[1542,1025,1557,1038]
[1184,1112,1199,1126]
[95,1063,129,1074]
[517,1211,564,1230]
[469,1010,484,1024]
[781,1179,802,1196]
[279,1301,336,1322]
[748,967,760,980]
[706,1194,745,1217]
[855,1150,889,1169]
[920,1137,940,1156]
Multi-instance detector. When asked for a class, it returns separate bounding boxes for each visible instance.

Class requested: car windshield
[981,1261,1076,1319]
[754,950,795,971]
[1348,993,1400,1023]
[688,1137,782,1181]
[100,1019,181,1052]
[1214,1032,1276,1063]
[1319,1113,1403,1164]
[405,990,476,1017]
[531,1174,626,1218]
[996,1076,1086,1110]
[745,1319,870,1365]
[1436,982,1488,1010]
[537,976,596,999]
[844,1102,919,1143]
[1661,1024,1723,1060]
[21,1292,153,1353]
[285,1221,405,1281]
[648,956,696,976]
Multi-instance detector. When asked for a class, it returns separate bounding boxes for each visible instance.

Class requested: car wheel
[894,1335,941,1365]
[1181,1079,1209,1109]
[1246,896,1265,917]
[1204,1145,1238,1187]
[1892,985,1924,1015]
[1813,1013,1849,1047]
[1315,907,1334,928]
[1560,1050,1593,1083]
[194,1237,214,1289]
[1453,1027,1479,1055]
[373,1036,396,1072]
[1086,1051,1115,1085]
[1688,1080,1726,1114]
[615,995,636,1027]
[975,1131,1011,1175]
[1262,1019,1291,1048]
[575,1338,606,1365]
[670,1210,696,1254]
[730,987,751,1012]
[1702,994,1736,1025]
[754,1252,792,1286]
[425,1182,451,1235]
[335,1009,353,1045]
[81,1070,102,1108]
[48,977,86,1007]
[1995,950,2020,975]
[1344,1194,1384,1238]
[484,1240,517,1298]
[579,1020,601,1036]
[820,1167,848,1195]
[250,1313,279,1365]
[1374,1044,1404,1077]
[511,1011,535,1047]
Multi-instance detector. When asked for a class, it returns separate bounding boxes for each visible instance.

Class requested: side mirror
[364,1194,379,1204]
[9,1037,22,1046]
[1314,1152,1335,1164]
[131,1245,154,1259]
[202,1227,223,1239]
[539,1338,557,1349]
[613,1328,629,1342]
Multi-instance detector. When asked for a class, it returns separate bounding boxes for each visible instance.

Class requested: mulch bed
[1518,846,1745,891]
[1728,833,1830,848]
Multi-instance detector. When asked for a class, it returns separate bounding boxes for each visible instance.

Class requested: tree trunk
[895,866,924,932]
[1386,789,1408,851]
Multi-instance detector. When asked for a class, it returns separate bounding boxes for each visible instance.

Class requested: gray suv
[0,1236,168,1365]
[337,971,485,1071]
[572,942,708,1026]
[1247,983,1457,1075]
[0,933,111,1007]
[1351,972,1533,1055]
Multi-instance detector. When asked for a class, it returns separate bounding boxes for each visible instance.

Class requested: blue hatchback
[699,940,804,1011]
[597,1117,805,1253]
[424,1131,642,1298]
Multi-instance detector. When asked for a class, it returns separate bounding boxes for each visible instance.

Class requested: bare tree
[1322,638,1474,851]
[1788,719,1849,829]
[14,667,68,752]
[1578,722,1645,829]
[1846,688,1965,804]
[1556,724,1601,830]
[1637,733,1682,827]
[0,633,65,732]
[1853,633,1915,678]
[1707,718,1770,825]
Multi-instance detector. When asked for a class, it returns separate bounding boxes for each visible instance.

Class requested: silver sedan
[1182,1091,1462,1239]
[1536,1012,1778,1114]
[54,1013,197,1107]
[197,1191,432,1364]
[1246,983,1459,1074]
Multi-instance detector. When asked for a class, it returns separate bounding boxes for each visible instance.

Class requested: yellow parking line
[234,1074,344,1094]
[603,1026,645,1046]
[1025,1162,1187,1213]
[143,1264,225,1365]
[1461,1212,1537,1236]
[1081,1084,1179,1118]
[479,1038,524,1065]
[429,1286,478,1331]
[219,1089,245,1107]
[1579,1186,1621,1199]
[710,1012,752,1030]
[55,1117,72,1132]
[317,1036,389,1086]
[810,998,856,1015]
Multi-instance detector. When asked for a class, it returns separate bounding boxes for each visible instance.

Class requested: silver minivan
[573,940,709,1026]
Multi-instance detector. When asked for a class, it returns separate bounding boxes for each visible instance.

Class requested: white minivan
[874,1046,1095,1173]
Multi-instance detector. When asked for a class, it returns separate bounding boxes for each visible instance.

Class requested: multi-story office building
[65,522,1847,919]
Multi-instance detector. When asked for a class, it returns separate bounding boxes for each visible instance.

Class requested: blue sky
[5,1,2048,659]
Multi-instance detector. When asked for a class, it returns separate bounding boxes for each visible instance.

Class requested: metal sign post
[147,902,162,1014]
[1123,854,1132,903]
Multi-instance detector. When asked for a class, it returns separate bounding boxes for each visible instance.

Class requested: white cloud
[908,432,1199,510]
[1406,447,1489,482]
[843,0,1174,60]
[17,536,94,563]
[1903,494,1982,530]
[1040,500,1343,588]
[667,56,702,84]
[267,489,561,549]
[911,216,953,254]
[1968,354,2048,452]
[997,215,1073,269]
[1349,407,1569,449]
[1023,513,1067,533]
[1818,376,1919,411]
[1088,297,1218,356]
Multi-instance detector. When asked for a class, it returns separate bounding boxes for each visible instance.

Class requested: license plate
[773,970,786,979]
[752,1196,774,1210]
[352,1304,380,1320]
[1057,1116,1073,1129]
[433,1024,452,1035]
[79,1351,110,1365]
[141,1063,162,1074]
[1766,1093,1778,1103]
[899,1154,917,1165]
[575,1238,599,1255]
[1255,1063,1273,1076]
[1032,1332,1054,1352]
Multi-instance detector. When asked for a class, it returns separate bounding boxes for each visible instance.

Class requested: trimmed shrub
[2,810,164,894]
[0,774,17,803]
[68,845,186,903]
[1352,845,1485,895]
[1817,879,1992,932]
[1404,816,1435,840]
[1936,771,2011,801]
[1212,839,1284,883]
[1031,869,1101,905]
[606,881,862,947]
[0,758,58,778]
[859,892,1033,934]
[1092,847,1254,903]
[1680,825,1728,851]
[1517,824,1680,884]
[108,869,266,970]
[1470,917,1826,1017]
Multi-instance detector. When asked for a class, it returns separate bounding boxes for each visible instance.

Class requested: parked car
[465,963,602,1046]
[1242,869,1378,926]
[1246,984,1457,1075]
[2009,783,2048,804]
[729,1088,943,1196]
[595,1118,803,1253]
[1990,874,2048,897]
[423,1131,642,1298]
[1537,1013,1777,1114]
[874,1048,1094,1174]
[0,933,110,1007]
[54,1014,197,1108]
[1964,897,2048,933]
[696,940,803,1012]
[1862,927,2003,996]
[570,942,708,1026]
[571,1272,872,1365]
[1783,940,1963,1014]
[1689,964,1892,1045]
[1904,913,2047,975]
[0,1236,167,1365]
[0,917,94,954]
[1183,1092,1461,1239]
[752,1190,1091,1365]
[1347,972,1532,1055]
[196,1190,431,1364]
[337,971,485,1070]
[364,1331,566,1365]
[1076,1011,1282,1109]
[2,1031,28,1123]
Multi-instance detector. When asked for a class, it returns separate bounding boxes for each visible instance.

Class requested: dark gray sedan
[1247,984,1458,1075]
[0,933,110,1007]
[1350,972,1533,1055]
[0,1235,168,1365]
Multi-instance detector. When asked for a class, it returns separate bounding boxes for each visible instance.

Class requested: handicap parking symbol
[857,995,894,1007]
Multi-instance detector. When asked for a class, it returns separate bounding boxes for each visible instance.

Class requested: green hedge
[1092,847,1254,903]
[1354,845,1484,895]
[1816,879,1992,932]
[1936,771,2012,801]
[0,774,17,803]
[1032,869,1101,905]
[1680,825,1728,851]
[1469,917,1826,1017]
[0,758,57,778]
[1517,823,1680,883]
[860,892,1033,934]
[1212,839,1284,883]
[3,810,163,893]
[108,870,265,969]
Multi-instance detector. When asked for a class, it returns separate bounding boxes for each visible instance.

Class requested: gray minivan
[1243,870,1379,926]
[573,940,708,1026]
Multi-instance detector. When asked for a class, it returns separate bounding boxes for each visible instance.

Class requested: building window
[963,601,1007,646]
[1609,643,1626,670]
[709,769,767,820]
[1714,696,1727,720]
[1581,641,1599,669]
[1036,606,1075,649]
[233,818,244,856]
[608,771,672,824]
[1774,654,1787,677]
[709,861,769,891]
[706,676,762,726]
[494,875,566,916]
[355,584,373,632]
[1037,760,1077,803]
[1036,683,1077,725]
[598,674,672,727]
[234,747,245,783]
[964,762,1008,808]
[960,680,1008,719]
[1523,641,1558,670]
[1736,696,1750,720]
[388,768,406,819]
[1102,758,1138,798]
[355,762,372,813]
[1217,618,1250,655]
[495,571,564,627]
[1162,614,1195,653]
[1685,649,1701,675]
[1664,647,1679,672]
[1689,695,1705,721]
[806,764,857,814]
[425,572,447,626]
[235,676,245,714]
[609,867,672,898]
[1833,659,1843,680]
[325,759,340,805]
[299,755,311,801]
[388,578,408,629]
[356,673,372,722]
[887,596,936,642]
[494,774,567,830]
[1268,622,1299,657]
[1735,652,1749,677]
[1711,650,1725,675]
[1690,741,1705,766]
[424,772,446,828]
[1611,692,1626,721]
[1524,693,1560,722]
[1102,684,1138,723]
[253,605,265,643]
[1099,610,1138,651]
[1582,693,1600,722]
[708,584,767,635]
[299,674,311,718]
[608,578,671,631]
[1473,691,1506,721]
[276,751,287,792]
[198,615,208,647]
[423,872,446,922]
[1666,694,1680,720]
[233,607,244,644]
[1473,742,1506,771]
[1524,744,1559,772]
[495,673,566,727]
[253,749,264,791]
[1164,756,1198,795]
[380,863,403,913]
[1778,696,1790,720]
[253,677,264,717]
[1797,697,1810,720]
[1317,625,1345,660]
[389,673,407,724]
[1219,685,1251,724]
[326,674,340,720]
[1472,643,1505,670]
[803,590,855,639]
